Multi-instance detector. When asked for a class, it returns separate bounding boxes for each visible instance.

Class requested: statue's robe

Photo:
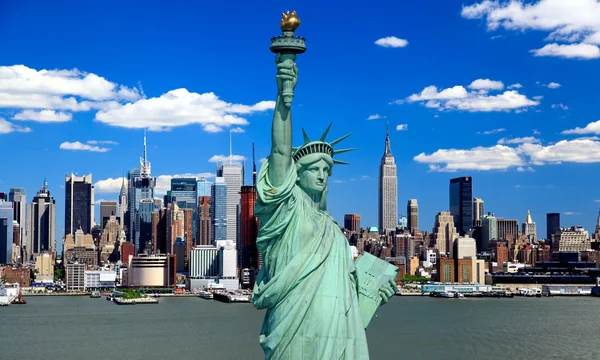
[252,159,369,360]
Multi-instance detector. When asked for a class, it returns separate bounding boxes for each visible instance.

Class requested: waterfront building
[189,245,220,278]
[481,214,498,251]
[174,237,186,272]
[8,188,27,253]
[407,199,418,234]
[65,174,94,236]
[100,200,118,228]
[0,199,13,264]
[455,236,477,260]
[432,211,459,258]
[473,197,484,225]
[497,218,519,241]
[437,258,455,283]
[546,213,560,241]
[169,178,198,240]
[66,263,85,291]
[197,196,211,246]
[240,185,258,269]
[27,179,56,261]
[127,132,156,253]
[119,178,128,231]
[378,124,398,234]
[211,177,227,247]
[344,214,361,233]
[127,254,176,287]
[450,177,473,236]
[522,210,537,241]
[216,162,243,244]
[84,270,117,290]
[553,226,591,253]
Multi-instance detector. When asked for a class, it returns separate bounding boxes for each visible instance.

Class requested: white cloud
[498,137,540,145]
[551,103,568,110]
[0,117,31,134]
[94,173,214,195]
[478,128,507,135]
[374,36,409,48]
[533,129,541,135]
[87,140,118,145]
[531,43,600,59]
[396,124,408,131]
[404,81,538,112]
[543,82,562,89]
[94,198,116,205]
[13,109,72,122]
[414,145,525,171]
[518,139,600,164]
[508,83,523,89]
[95,89,274,132]
[59,141,109,152]
[563,212,581,216]
[230,127,245,133]
[208,154,246,163]
[462,0,600,59]
[367,114,386,120]
[468,78,504,91]
[561,120,600,135]
[516,166,535,172]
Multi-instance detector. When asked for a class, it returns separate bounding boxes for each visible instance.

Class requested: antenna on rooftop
[252,142,257,187]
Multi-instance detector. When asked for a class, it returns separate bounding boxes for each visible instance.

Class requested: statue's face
[298,159,330,196]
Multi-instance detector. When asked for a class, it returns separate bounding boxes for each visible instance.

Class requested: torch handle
[277,54,297,108]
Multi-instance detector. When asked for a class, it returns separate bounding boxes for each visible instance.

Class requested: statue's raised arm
[268,54,297,187]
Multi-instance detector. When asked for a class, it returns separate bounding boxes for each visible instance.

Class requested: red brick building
[121,241,135,263]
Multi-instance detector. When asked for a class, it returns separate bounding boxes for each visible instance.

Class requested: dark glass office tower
[65,174,93,235]
[546,213,560,240]
[449,177,473,236]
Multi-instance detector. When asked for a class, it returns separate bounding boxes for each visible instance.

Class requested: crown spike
[320,122,333,141]
[330,132,353,146]
[333,148,356,155]
[302,128,310,144]
[333,159,350,165]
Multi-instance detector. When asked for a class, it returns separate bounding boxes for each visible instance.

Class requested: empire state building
[378,124,398,234]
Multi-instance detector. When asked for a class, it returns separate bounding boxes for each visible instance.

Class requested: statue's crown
[292,123,355,165]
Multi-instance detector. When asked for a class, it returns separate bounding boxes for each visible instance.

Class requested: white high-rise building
[378,124,397,234]
[217,163,244,244]
[473,197,484,223]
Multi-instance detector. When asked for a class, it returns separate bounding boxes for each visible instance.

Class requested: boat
[12,295,27,305]
[90,291,101,298]
[198,290,213,299]
[213,291,251,303]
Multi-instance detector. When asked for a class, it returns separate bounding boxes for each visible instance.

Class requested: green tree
[54,268,65,282]
[400,274,430,284]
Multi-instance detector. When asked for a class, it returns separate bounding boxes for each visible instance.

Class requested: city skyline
[2,1,600,244]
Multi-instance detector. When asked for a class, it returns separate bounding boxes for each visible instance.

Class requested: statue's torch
[270,11,306,108]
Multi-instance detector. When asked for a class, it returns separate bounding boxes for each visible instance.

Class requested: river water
[1,295,599,359]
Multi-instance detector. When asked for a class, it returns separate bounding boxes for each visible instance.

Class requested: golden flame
[280,10,300,31]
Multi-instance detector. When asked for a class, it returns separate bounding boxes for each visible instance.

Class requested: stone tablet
[355,252,399,328]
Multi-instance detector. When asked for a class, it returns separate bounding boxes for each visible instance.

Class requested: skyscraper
[473,197,484,224]
[169,178,198,240]
[522,210,536,241]
[216,163,244,243]
[432,211,459,258]
[449,176,473,236]
[344,214,361,232]
[481,214,498,251]
[65,174,94,235]
[378,124,397,234]
[546,213,560,240]
[496,218,519,241]
[9,188,27,250]
[119,178,128,231]
[0,199,13,264]
[100,200,117,228]
[211,177,227,247]
[127,131,156,253]
[197,178,212,197]
[240,185,258,269]
[197,196,212,246]
[27,179,56,261]
[407,199,418,233]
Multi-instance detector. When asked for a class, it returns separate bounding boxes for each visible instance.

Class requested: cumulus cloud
[87,140,118,145]
[13,109,72,122]
[544,82,562,89]
[94,172,214,195]
[230,127,245,133]
[95,89,274,132]
[208,154,246,163]
[561,120,600,135]
[414,145,525,171]
[478,128,507,135]
[396,124,408,131]
[551,103,568,110]
[498,137,540,145]
[367,114,386,120]
[0,117,31,134]
[403,79,538,112]
[519,139,600,164]
[374,36,409,48]
[59,141,109,152]
[508,83,523,89]
[462,0,600,59]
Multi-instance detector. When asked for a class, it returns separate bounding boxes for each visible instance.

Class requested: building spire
[143,128,147,164]
[229,128,233,165]
[526,210,533,224]
[384,120,392,156]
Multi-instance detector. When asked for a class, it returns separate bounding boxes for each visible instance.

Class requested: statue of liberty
[252,11,397,360]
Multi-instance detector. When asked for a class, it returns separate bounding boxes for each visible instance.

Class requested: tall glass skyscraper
[9,188,27,249]
[197,178,212,197]
[216,163,244,243]
[170,178,198,240]
[211,177,227,247]
[546,213,560,240]
[139,199,155,254]
[65,174,94,235]
[0,199,14,264]
[449,176,473,236]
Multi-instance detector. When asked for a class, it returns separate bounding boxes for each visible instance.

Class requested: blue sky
[2,0,600,243]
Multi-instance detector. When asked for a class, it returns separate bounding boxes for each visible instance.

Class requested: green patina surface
[251,15,397,360]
